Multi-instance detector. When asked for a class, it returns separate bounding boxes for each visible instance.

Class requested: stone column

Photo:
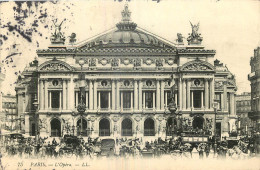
[59,91,62,110]
[116,80,120,110]
[93,80,97,110]
[89,80,93,110]
[108,92,111,109]
[86,91,88,108]
[75,92,78,108]
[205,79,209,109]
[134,80,138,111]
[131,92,133,109]
[143,92,146,109]
[121,92,123,110]
[62,80,66,110]
[221,93,224,111]
[230,93,235,115]
[223,81,227,111]
[209,78,214,109]
[191,91,194,108]
[165,92,168,107]
[48,91,51,109]
[44,80,48,110]
[98,92,101,109]
[201,91,204,108]
[156,80,160,110]
[175,92,178,106]
[138,81,142,110]
[112,80,116,110]
[182,79,186,110]
[40,80,44,110]
[178,79,182,109]
[69,76,74,110]
[160,80,165,110]
[153,92,155,110]
[187,79,191,109]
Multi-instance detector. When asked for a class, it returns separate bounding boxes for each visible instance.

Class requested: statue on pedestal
[50,19,66,44]
[187,22,203,45]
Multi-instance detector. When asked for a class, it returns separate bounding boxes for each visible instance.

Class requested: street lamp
[33,94,39,143]
[212,100,219,157]
[77,58,86,136]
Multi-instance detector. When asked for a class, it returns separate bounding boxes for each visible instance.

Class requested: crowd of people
[0,134,259,160]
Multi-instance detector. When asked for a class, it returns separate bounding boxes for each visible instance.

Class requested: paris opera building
[16,5,237,141]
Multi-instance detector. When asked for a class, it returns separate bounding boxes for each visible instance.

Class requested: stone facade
[235,92,252,135]
[0,62,5,129]
[248,47,260,132]
[2,94,18,131]
[16,5,237,141]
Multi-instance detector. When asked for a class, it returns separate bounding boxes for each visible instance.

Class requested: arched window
[77,118,88,136]
[51,118,61,137]
[192,117,204,129]
[99,118,110,136]
[166,117,177,136]
[122,118,132,136]
[144,118,155,136]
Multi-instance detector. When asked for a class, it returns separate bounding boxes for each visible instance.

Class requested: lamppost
[213,100,219,157]
[33,94,39,143]
[77,58,86,137]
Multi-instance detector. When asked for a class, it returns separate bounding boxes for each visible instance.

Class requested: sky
[0,0,259,95]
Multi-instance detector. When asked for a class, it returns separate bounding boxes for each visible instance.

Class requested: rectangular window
[215,93,221,110]
[123,92,131,108]
[145,91,154,108]
[193,90,201,108]
[51,91,60,109]
[100,91,109,109]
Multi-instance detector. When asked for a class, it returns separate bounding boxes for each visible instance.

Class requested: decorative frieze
[98,58,111,66]
[143,58,155,65]
[120,58,133,65]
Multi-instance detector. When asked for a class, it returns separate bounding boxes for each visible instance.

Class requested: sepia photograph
[0,0,259,169]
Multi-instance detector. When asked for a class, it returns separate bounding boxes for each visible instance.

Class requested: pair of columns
[39,78,72,111]
[177,78,214,110]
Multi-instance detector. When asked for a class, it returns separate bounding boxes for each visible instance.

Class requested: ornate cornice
[179,59,215,73]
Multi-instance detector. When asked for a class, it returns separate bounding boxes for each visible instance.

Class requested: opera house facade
[16,5,237,141]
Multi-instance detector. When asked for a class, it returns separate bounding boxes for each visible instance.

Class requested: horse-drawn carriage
[58,135,81,157]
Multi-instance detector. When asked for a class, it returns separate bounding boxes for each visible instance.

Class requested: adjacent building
[248,47,260,133]
[2,93,18,132]
[16,5,237,141]
[0,62,5,130]
[236,92,252,135]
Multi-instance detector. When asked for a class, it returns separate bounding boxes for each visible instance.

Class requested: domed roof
[79,4,175,49]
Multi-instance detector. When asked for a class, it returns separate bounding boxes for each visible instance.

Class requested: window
[145,91,154,108]
[215,93,221,110]
[144,118,155,136]
[122,91,131,108]
[51,91,60,109]
[100,91,109,109]
[193,90,201,108]
[122,118,132,136]
[99,118,110,136]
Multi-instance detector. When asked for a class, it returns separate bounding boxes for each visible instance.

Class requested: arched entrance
[166,117,177,136]
[99,118,110,136]
[192,116,204,129]
[77,118,88,136]
[144,118,155,136]
[122,118,132,136]
[51,118,61,137]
